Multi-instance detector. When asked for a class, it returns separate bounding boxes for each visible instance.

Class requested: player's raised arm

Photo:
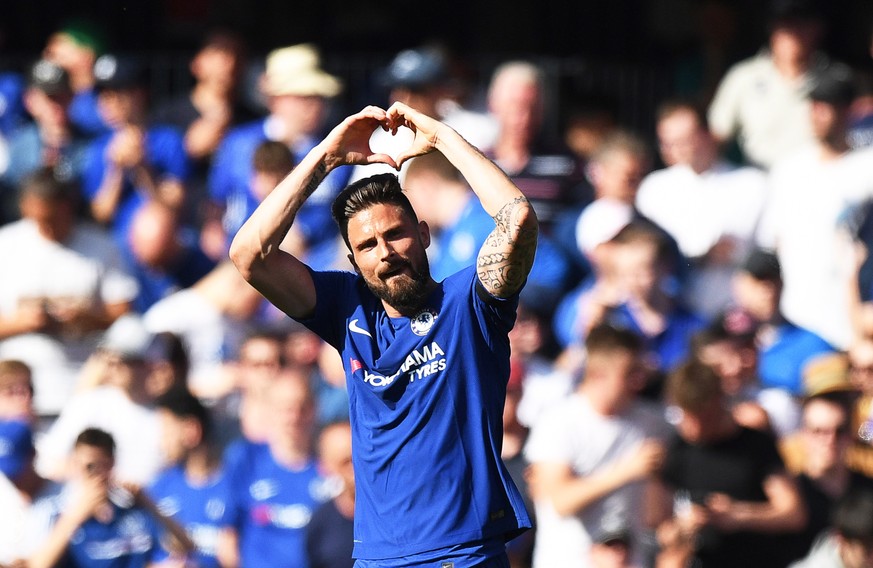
[386,102,538,298]
[229,106,397,318]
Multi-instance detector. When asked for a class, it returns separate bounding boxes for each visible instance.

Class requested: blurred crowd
[3,0,873,567]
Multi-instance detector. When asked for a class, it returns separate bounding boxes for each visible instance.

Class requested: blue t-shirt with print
[300,265,532,561]
[223,439,331,568]
[147,465,233,568]
[58,502,164,568]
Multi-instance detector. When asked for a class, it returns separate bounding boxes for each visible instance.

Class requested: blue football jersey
[224,440,332,568]
[301,265,532,560]
[62,502,163,568]
[147,465,232,568]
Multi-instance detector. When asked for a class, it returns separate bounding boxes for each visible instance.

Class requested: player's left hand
[385,101,445,168]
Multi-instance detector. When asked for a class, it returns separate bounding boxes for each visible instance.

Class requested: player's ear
[348,253,360,274]
[419,220,431,249]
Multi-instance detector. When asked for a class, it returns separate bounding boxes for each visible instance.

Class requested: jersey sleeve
[461,266,518,338]
[297,269,360,351]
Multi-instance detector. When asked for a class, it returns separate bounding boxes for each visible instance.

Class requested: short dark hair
[610,219,675,270]
[155,387,212,442]
[75,428,116,459]
[252,140,294,177]
[19,167,78,203]
[331,173,419,250]
[834,486,873,544]
[667,359,723,412]
[585,324,644,356]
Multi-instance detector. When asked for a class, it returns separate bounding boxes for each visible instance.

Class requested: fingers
[367,153,399,170]
[385,101,419,133]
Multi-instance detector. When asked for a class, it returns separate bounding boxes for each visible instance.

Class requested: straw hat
[261,44,342,98]
[803,352,855,397]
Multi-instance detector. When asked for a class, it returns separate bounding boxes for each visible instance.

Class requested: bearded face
[346,203,434,315]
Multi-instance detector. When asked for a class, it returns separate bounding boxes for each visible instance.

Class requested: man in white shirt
[524,324,669,567]
[707,0,830,168]
[0,168,138,415]
[758,66,873,349]
[637,100,767,317]
[35,315,163,486]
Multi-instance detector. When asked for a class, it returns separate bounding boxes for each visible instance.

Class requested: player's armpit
[476,196,537,298]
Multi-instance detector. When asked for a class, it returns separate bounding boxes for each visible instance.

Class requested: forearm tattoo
[477,196,538,295]
[302,162,328,201]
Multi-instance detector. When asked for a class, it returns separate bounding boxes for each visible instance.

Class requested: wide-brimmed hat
[261,44,342,98]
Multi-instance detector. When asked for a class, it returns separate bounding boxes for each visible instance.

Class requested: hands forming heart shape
[329,102,445,171]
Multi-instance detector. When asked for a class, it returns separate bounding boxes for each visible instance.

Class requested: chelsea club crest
[410,309,438,336]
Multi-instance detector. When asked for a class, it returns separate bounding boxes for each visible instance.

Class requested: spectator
[654,360,806,568]
[403,150,572,312]
[636,100,767,317]
[82,53,189,244]
[208,43,348,263]
[126,201,216,313]
[143,261,265,398]
[232,330,285,443]
[0,361,54,565]
[0,418,48,566]
[571,130,653,284]
[42,19,109,137]
[693,310,801,438]
[305,420,355,568]
[35,314,164,485]
[524,324,669,567]
[556,220,704,383]
[223,369,331,568]
[151,30,256,211]
[789,486,873,568]
[27,428,168,568]
[731,248,835,396]
[202,139,297,263]
[0,359,34,423]
[782,392,873,563]
[4,58,89,190]
[757,64,873,350]
[148,388,234,568]
[707,0,833,168]
[0,168,138,416]
[487,60,589,235]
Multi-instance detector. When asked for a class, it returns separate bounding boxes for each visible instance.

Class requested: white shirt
[636,161,768,316]
[708,51,824,169]
[758,145,873,348]
[0,220,139,414]
[636,161,767,260]
[35,386,162,485]
[524,393,668,568]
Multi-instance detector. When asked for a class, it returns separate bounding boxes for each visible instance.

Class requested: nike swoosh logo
[348,318,372,338]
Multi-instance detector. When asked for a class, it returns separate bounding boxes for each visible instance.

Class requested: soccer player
[230,102,537,566]
[148,388,233,568]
